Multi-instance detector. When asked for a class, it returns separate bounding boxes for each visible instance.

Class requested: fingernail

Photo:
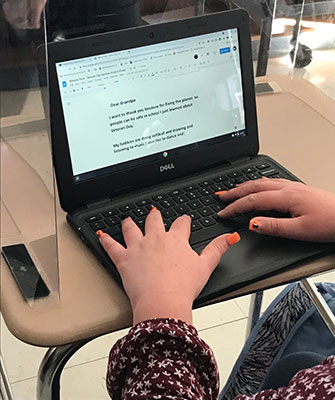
[227,232,240,246]
[262,176,268,179]
[249,219,261,231]
[150,206,157,212]
[96,230,105,238]
[215,191,227,195]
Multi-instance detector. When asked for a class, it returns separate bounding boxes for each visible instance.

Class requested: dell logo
[160,163,175,172]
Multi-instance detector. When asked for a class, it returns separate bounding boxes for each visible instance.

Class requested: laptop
[47,9,332,306]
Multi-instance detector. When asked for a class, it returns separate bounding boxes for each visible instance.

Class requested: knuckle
[269,218,279,234]
[246,193,257,207]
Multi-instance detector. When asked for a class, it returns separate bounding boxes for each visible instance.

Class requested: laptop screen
[56,27,246,183]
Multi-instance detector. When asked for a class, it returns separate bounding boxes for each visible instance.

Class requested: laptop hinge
[85,197,111,209]
[229,155,253,166]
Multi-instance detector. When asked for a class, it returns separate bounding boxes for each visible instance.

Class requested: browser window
[56,28,246,181]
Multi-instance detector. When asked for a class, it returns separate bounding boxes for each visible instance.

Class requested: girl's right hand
[216,179,335,242]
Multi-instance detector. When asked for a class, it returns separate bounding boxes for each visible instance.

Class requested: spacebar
[190,220,245,246]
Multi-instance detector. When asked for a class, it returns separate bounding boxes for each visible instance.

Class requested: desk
[1,75,335,399]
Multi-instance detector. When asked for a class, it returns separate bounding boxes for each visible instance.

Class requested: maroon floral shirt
[106,318,335,399]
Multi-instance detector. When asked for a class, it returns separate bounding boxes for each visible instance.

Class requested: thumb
[200,232,240,271]
[96,230,126,265]
[249,217,305,240]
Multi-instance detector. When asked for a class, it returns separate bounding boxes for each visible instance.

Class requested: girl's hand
[98,209,240,325]
[217,179,335,242]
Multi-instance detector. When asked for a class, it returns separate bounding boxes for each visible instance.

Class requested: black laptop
[47,9,332,306]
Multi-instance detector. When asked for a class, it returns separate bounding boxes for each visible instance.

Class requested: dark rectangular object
[2,244,50,301]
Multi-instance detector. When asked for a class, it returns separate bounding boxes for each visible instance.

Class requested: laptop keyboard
[83,163,286,246]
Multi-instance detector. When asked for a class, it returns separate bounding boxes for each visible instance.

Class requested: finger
[169,214,192,239]
[218,190,292,218]
[144,207,165,236]
[249,216,307,240]
[215,178,290,202]
[200,232,240,272]
[97,231,126,265]
[121,217,143,247]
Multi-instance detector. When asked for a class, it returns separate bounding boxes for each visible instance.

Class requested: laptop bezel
[48,9,259,212]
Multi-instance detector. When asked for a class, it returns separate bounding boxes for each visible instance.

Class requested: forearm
[132,292,193,325]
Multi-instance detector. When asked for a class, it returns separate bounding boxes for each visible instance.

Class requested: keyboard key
[256,163,271,170]
[90,221,106,231]
[199,180,213,187]
[120,204,135,212]
[161,209,177,219]
[260,168,278,177]
[214,176,227,183]
[174,205,190,214]
[153,194,168,201]
[119,212,133,220]
[105,216,120,226]
[186,191,201,200]
[228,171,242,178]
[136,199,151,207]
[135,218,145,227]
[199,187,213,196]
[191,221,202,232]
[242,167,257,174]
[174,195,188,204]
[234,176,248,184]
[248,172,261,180]
[201,196,216,206]
[188,200,202,210]
[168,189,183,197]
[187,211,201,220]
[160,199,176,208]
[133,207,146,217]
[85,215,102,223]
[105,225,120,236]
[212,183,226,191]
[102,209,119,217]
[198,207,214,217]
[224,180,235,189]
[145,203,161,212]
[199,217,216,227]
[184,185,199,192]
[211,204,223,212]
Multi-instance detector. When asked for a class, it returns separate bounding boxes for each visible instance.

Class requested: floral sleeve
[235,356,335,400]
[106,318,219,399]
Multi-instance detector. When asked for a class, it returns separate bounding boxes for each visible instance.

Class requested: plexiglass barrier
[0,1,59,308]
[1,0,333,308]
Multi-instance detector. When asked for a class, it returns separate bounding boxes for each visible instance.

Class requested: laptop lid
[48,9,259,212]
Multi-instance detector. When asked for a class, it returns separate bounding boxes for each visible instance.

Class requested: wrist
[132,291,193,325]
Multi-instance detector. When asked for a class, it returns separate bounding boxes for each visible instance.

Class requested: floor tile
[312,269,335,283]
[1,315,47,383]
[198,318,248,389]
[11,377,37,400]
[61,359,111,400]
[66,328,129,368]
[193,299,245,331]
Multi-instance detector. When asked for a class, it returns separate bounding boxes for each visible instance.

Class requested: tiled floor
[1,13,335,400]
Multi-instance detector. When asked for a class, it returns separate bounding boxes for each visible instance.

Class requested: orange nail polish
[96,230,105,238]
[215,191,227,195]
[227,232,240,246]
[151,206,157,212]
[249,219,261,231]
[262,176,268,179]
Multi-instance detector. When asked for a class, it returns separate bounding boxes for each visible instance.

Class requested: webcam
[149,32,155,38]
